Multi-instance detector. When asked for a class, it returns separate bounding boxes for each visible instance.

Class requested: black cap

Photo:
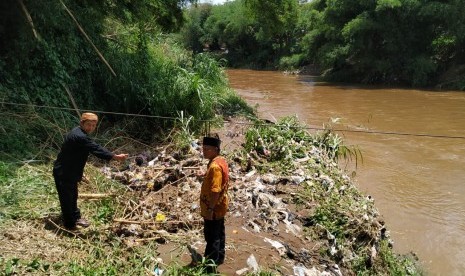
[203,136,221,148]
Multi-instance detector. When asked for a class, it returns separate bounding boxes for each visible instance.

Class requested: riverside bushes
[181,0,465,89]
[0,0,252,161]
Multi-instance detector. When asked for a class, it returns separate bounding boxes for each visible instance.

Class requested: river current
[227,69,465,276]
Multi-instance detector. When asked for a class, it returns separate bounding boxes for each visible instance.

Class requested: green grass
[0,162,57,221]
[0,162,161,275]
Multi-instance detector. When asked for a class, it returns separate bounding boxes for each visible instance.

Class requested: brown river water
[226,69,465,276]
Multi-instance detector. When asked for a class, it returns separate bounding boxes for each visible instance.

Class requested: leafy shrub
[278,54,305,70]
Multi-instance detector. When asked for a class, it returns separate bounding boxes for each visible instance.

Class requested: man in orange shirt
[200,136,229,269]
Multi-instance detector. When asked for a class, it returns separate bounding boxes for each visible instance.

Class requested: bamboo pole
[150,166,201,170]
[18,0,83,117]
[17,0,40,40]
[62,83,81,118]
[113,218,202,225]
[79,193,116,199]
[134,237,163,243]
[59,0,117,77]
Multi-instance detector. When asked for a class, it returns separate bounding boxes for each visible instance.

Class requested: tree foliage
[181,0,465,89]
[244,0,299,54]
[0,0,252,160]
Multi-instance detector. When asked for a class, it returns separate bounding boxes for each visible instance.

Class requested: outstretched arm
[112,153,129,162]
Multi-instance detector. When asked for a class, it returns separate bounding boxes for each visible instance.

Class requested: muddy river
[227,69,465,276]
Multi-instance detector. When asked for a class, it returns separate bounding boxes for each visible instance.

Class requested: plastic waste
[153,264,163,276]
[155,213,166,222]
[264,237,286,256]
[293,264,306,276]
[246,254,259,272]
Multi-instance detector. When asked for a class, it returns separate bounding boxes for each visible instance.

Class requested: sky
[198,0,227,4]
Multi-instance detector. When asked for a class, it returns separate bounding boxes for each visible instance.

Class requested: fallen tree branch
[47,218,79,237]
[123,200,145,219]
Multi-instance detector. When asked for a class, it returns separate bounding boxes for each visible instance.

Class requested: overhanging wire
[1,101,465,140]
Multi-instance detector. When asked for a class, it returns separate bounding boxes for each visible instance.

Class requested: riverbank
[0,116,422,275]
[226,68,465,275]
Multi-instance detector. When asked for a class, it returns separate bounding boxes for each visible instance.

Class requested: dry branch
[79,193,116,199]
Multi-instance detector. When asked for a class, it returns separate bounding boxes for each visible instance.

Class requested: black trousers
[203,218,225,265]
[53,173,81,228]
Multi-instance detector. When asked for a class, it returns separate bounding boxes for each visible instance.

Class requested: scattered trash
[98,118,392,275]
[235,267,249,275]
[293,264,307,276]
[155,213,166,222]
[153,263,164,276]
[264,237,286,256]
[246,254,259,273]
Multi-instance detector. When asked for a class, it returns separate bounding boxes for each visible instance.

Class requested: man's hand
[205,208,215,220]
[113,153,129,162]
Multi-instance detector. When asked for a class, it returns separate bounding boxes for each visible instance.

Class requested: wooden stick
[79,193,115,199]
[47,218,78,236]
[134,236,163,243]
[182,166,202,170]
[123,200,145,219]
[17,0,40,40]
[151,166,201,170]
[59,0,117,77]
[62,83,81,118]
[113,218,202,225]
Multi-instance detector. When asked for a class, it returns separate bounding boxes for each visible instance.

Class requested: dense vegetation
[0,0,251,161]
[180,0,465,89]
[0,1,425,275]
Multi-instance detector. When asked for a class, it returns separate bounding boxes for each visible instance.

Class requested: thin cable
[329,128,465,139]
[0,101,177,120]
[2,101,465,140]
[229,120,465,139]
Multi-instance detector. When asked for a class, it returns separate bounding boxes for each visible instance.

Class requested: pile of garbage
[101,117,390,275]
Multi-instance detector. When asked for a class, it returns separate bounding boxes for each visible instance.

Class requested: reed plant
[243,115,360,172]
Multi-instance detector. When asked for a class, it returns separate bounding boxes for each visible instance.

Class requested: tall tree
[420,0,465,87]
[244,0,299,57]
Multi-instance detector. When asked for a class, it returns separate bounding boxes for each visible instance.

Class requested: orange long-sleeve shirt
[200,156,229,219]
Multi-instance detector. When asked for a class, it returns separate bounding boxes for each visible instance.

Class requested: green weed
[0,163,57,222]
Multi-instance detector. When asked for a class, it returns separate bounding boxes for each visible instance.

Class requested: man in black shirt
[53,112,128,230]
